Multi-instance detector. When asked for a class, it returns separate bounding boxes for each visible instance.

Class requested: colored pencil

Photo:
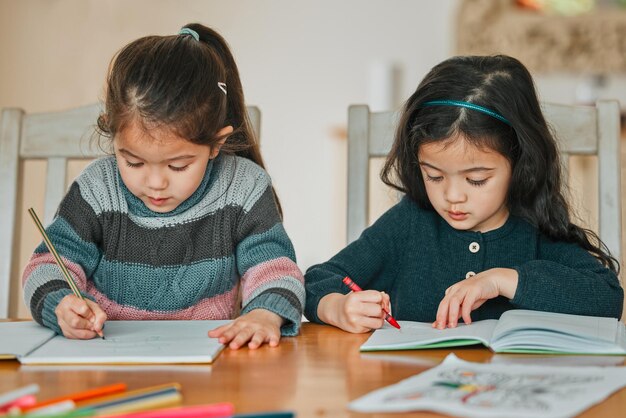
[0,394,37,413]
[77,383,181,415]
[20,383,127,413]
[18,410,95,418]
[98,402,234,418]
[26,399,76,416]
[27,207,104,339]
[0,384,39,407]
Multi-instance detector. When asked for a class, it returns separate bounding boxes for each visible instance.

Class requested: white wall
[0,0,457,274]
[3,0,622,293]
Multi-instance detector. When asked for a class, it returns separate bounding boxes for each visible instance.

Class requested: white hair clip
[217,82,227,95]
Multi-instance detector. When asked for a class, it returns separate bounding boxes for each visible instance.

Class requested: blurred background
[2,0,626,318]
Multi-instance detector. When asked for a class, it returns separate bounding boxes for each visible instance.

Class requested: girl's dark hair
[97,23,281,215]
[381,55,619,273]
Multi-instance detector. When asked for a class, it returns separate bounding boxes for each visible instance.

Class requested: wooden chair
[346,101,622,266]
[0,104,261,318]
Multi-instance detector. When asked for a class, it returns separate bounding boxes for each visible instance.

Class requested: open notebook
[0,320,229,364]
[361,309,626,355]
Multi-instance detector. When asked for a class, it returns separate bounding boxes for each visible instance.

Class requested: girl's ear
[209,125,234,159]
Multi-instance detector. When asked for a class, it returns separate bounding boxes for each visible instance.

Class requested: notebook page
[361,319,498,351]
[21,320,229,364]
[0,321,56,359]
[492,310,618,344]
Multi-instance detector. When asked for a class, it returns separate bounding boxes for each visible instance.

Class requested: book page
[491,310,624,354]
[349,353,626,417]
[20,320,229,364]
[0,322,56,359]
[360,320,498,351]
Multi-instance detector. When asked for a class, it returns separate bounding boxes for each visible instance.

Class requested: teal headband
[422,100,511,126]
[179,27,200,41]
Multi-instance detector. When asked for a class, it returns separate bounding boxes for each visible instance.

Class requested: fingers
[85,299,107,333]
[340,291,388,333]
[217,324,281,350]
[208,323,229,338]
[461,293,476,326]
[434,285,481,330]
[56,295,104,339]
[380,291,391,314]
[433,294,452,330]
[208,310,283,350]
[352,290,385,303]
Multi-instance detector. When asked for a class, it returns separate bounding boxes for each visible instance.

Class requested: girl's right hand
[317,291,390,333]
[55,294,107,339]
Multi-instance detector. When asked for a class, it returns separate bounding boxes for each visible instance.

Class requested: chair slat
[44,158,68,226]
[0,109,24,318]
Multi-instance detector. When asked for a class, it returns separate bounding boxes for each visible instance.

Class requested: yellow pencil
[77,383,182,415]
[27,207,105,339]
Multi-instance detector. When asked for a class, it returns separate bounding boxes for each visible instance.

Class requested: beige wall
[1,0,623,318]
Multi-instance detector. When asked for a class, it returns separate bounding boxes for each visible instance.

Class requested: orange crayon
[19,383,127,413]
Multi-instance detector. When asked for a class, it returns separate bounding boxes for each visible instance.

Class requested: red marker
[342,276,401,329]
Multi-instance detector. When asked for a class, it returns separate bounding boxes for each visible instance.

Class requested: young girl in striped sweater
[22,23,305,350]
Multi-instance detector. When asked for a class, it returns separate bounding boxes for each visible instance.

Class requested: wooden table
[2,323,626,417]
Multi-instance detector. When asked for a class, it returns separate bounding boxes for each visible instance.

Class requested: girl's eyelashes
[425,175,443,183]
[126,161,143,168]
[424,173,488,187]
[125,160,189,172]
[467,178,488,186]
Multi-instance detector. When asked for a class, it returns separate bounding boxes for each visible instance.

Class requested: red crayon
[342,276,401,329]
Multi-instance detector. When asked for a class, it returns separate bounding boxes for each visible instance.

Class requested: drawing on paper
[383,367,602,410]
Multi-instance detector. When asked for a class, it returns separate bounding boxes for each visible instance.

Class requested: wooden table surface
[2,322,626,417]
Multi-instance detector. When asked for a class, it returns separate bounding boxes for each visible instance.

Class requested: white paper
[20,320,228,364]
[360,320,497,351]
[490,310,624,353]
[0,322,56,358]
[349,354,626,418]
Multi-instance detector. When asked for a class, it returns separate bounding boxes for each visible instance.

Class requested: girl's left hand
[432,268,518,329]
[208,309,285,350]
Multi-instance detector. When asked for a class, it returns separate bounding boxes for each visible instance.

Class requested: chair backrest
[0,103,261,318]
[346,100,622,265]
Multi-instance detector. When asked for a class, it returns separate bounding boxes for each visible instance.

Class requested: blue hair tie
[179,27,200,41]
[422,100,511,126]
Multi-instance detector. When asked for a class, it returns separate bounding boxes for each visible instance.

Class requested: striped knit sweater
[22,154,305,336]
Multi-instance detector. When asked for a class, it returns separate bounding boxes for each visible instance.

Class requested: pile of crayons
[0,383,292,418]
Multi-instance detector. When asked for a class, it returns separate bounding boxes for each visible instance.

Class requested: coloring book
[349,353,626,418]
[361,309,626,355]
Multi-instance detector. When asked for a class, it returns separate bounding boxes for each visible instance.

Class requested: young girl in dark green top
[305,55,623,333]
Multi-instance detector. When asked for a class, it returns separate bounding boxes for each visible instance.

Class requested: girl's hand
[55,294,107,339]
[318,290,391,333]
[208,309,285,350]
[433,268,518,329]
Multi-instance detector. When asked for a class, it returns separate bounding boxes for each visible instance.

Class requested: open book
[361,309,626,355]
[0,320,229,364]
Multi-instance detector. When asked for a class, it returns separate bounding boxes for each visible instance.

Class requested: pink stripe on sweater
[23,252,238,320]
[22,253,89,288]
[86,282,238,320]
[80,282,239,320]
[241,257,304,302]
